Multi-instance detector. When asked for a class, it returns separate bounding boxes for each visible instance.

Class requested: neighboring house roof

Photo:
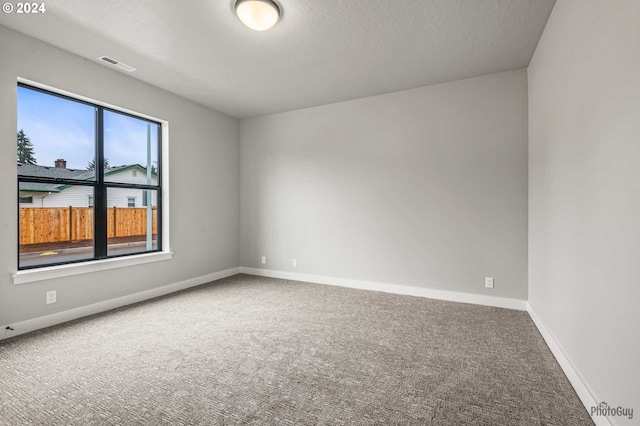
[18,182,62,193]
[18,163,94,180]
[18,163,156,193]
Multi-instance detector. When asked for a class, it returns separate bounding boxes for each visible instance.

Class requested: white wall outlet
[261,256,266,264]
[292,258,297,268]
[46,290,57,304]
[485,277,494,289]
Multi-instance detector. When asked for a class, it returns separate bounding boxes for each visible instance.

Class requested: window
[17,83,162,269]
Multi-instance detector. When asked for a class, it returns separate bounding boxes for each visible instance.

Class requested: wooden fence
[19,206,157,245]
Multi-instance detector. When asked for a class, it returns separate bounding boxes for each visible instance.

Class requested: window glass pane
[17,86,96,178]
[17,84,163,270]
[103,110,159,184]
[19,194,33,204]
[19,185,94,268]
[107,188,158,256]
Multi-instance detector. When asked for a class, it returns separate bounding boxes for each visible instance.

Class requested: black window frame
[17,83,163,270]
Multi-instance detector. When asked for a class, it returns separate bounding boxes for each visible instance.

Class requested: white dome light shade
[235,0,280,31]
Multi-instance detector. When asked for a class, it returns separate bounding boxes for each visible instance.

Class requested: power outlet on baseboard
[46,290,57,304]
[261,256,266,265]
[292,259,297,268]
[485,277,494,289]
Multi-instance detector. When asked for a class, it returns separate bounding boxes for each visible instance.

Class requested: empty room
[0,0,638,425]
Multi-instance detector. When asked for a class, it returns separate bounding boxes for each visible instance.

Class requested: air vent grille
[98,56,136,72]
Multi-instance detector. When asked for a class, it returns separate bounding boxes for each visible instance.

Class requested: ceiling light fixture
[235,0,280,31]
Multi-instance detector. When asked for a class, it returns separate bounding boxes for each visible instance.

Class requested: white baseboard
[527,302,609,426]
[0,265,608,425]
[239,267,527,311]
[1,267,240,341]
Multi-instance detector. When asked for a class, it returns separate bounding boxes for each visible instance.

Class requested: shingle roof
[17,163,137,192]
[18,182,61,192]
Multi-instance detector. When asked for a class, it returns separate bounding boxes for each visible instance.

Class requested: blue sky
[17,86,158,170]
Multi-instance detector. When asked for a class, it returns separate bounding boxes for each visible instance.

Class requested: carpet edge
[1,267,241,340]
[239,267,527,310]
[527,302,608,426]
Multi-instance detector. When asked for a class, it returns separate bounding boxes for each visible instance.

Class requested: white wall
[39,186,93,208]
[0,26,240,326]
[240,70,528,300]
[105,168,159,185]
[528,1,640,422]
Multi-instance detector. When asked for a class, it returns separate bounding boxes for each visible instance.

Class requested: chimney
[55,159,67,169]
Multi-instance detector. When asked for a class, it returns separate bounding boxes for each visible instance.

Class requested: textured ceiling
[0,0,555,118]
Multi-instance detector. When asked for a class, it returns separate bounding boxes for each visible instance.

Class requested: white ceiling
[0,0,555,119]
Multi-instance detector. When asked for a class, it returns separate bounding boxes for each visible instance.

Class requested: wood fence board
[19,207,157,245]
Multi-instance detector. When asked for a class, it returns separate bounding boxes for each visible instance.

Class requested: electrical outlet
[46,290,57,304]
[485,277,494,289]
[261,256,266,264]
[292,258,297,268]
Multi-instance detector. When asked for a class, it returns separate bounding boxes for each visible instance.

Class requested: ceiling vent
[98,56,136,72]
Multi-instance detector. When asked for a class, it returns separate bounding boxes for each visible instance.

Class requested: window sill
[12,251,173,285]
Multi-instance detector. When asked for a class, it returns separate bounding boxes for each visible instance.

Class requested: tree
[17,130,37,165]
[87,158,110,171]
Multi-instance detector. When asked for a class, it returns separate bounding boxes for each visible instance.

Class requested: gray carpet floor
[0,274,593,425]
